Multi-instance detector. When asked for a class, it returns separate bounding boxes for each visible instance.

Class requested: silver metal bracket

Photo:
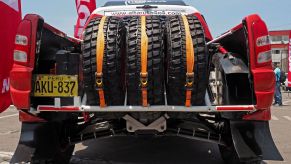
[123,114,169,133]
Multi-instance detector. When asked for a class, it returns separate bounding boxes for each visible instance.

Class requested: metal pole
[281,50,283,70]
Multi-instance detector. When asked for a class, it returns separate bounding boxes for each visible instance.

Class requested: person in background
[273,63,283,106]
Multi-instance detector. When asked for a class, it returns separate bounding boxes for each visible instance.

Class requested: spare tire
[126,16,165,105]
[166,15,208,106]
[82,16,125,105]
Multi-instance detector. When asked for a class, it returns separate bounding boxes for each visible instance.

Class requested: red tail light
[243,15,275,118]
[14,20,32,65]
[10,14,43,109]
[251,18,272,66]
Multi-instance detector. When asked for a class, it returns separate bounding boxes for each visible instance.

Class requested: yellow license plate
[33,75,78,97]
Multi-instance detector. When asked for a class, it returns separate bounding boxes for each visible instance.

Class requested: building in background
[270,30,291,72]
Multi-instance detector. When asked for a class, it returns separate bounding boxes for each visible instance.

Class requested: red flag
[288,31,291,87]
[74,0,96,38]
[0,0,22,112]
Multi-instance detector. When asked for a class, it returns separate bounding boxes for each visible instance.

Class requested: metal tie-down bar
[36,92,256,112]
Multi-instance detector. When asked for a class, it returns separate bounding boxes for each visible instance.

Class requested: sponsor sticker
[105,10,186,16]
[125,0,166,5]
[1,78,9,94]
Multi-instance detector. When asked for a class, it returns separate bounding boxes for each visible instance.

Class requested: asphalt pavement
[0,93,291,164]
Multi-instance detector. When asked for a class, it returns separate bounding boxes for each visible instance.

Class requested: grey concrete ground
[0,93,291,164]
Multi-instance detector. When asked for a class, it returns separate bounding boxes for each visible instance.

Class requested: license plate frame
[33,74,78,97]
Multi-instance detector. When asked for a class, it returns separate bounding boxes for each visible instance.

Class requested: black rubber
[218,121,262,164]
[126,16,165,105]
[219,121,243,164]
[166,15,208,106]
[31,145,74,164]
[122,16,132,29]
[82,16,125,105]
[11,122,75,164]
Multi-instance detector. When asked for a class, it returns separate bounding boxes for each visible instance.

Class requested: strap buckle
[95,72,103,89]
[140,72,148,88]
[185,72,194,90]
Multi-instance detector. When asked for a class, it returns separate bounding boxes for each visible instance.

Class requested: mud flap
[10,123,60,163]
[230,120,283,161]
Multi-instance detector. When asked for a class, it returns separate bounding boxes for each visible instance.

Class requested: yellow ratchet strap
[95,16,107,107]
[140,16,149,107]
[182,15,195,107]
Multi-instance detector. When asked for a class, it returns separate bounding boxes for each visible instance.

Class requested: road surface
[1,93,291,164]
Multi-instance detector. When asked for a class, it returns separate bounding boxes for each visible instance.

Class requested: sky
[22,0,291,37]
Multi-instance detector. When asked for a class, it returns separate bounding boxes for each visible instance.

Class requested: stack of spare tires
[82,15,208,107]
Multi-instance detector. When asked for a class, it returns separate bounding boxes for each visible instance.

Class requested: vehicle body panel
[0,0,21,113]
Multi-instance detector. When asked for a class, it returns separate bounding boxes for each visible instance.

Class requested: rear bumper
[37,104,256,112]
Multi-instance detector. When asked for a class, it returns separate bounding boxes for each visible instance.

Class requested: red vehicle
[8,0,282,163]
